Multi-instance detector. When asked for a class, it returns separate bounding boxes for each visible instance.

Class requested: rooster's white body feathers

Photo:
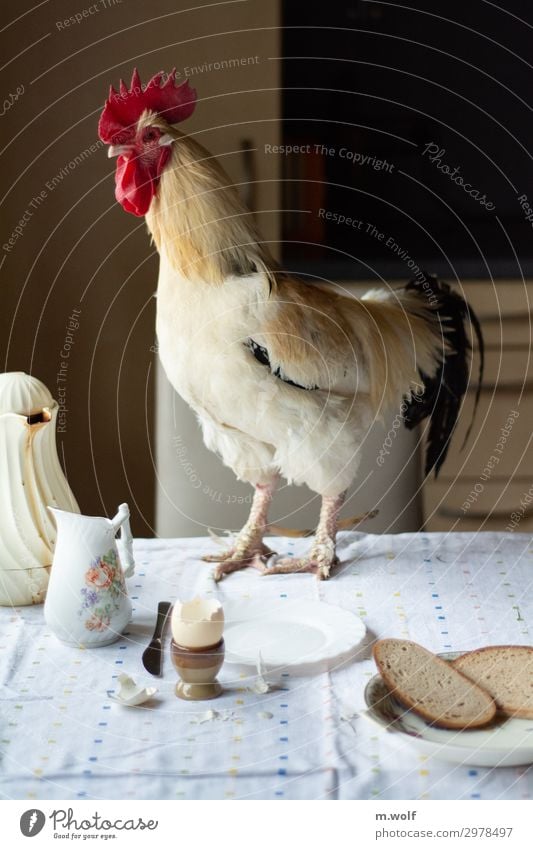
[156,250,376,496]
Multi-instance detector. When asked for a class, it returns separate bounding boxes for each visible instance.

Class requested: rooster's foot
[203,541,276,582]
[260,538,338,581]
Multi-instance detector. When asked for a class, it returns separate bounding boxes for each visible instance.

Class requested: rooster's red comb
[98,68,197,143]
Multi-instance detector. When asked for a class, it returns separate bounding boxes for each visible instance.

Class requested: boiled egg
[171,597,224,648]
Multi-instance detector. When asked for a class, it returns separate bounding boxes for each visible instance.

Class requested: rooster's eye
[143,128,159,143]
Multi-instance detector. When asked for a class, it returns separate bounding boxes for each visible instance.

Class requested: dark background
[282,0,533,278]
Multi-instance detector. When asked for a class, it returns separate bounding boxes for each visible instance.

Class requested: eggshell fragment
[171,597,224,648]
[109,673,157,706]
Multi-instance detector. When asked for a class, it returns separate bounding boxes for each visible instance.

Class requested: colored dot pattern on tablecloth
[27,638,82,794]
[417,755,430,800]
[67,567,150,799]
[3,538,533,800]
[421,542,454,651]
[393,591,410,638]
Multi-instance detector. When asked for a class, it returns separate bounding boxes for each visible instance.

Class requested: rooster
[98,69,483,580]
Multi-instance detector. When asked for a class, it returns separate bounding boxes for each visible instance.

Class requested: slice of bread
[452,645,533,719]
[373,638,496,729]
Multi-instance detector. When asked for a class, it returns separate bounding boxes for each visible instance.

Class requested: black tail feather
[402,273,485,477]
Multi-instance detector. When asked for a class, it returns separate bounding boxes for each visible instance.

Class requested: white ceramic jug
[44,503,135,647]
[0,372,80,606]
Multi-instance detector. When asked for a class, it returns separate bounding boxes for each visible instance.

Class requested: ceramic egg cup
[170,638,225,701]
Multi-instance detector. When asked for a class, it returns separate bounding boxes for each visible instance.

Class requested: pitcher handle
[111,503,135,578]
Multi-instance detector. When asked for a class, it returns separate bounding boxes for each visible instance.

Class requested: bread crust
[452,644,533,720]
[373,639,496,730]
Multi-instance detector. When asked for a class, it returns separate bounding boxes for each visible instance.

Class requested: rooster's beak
[108,144,134,158]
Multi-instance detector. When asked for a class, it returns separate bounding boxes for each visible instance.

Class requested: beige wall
[0,0,281,535]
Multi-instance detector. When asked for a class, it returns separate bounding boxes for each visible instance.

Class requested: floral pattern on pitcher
[79,549,127,632]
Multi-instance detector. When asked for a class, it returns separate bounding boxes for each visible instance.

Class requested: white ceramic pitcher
[0,372,80,607]
[44,503,135,647]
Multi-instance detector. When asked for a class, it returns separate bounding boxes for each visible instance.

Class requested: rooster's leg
[261,493,346,580]
[203,482,276,581]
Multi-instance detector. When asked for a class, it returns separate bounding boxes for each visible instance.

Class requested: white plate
[223,598,366,675]
[362,653,533,767]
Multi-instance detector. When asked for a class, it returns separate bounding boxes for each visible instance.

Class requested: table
[1,531,532,800]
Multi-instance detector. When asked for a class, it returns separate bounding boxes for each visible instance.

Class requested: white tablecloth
[1,531,532,800]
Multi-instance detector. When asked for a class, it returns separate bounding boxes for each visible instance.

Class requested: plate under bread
[362,652,533,767]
